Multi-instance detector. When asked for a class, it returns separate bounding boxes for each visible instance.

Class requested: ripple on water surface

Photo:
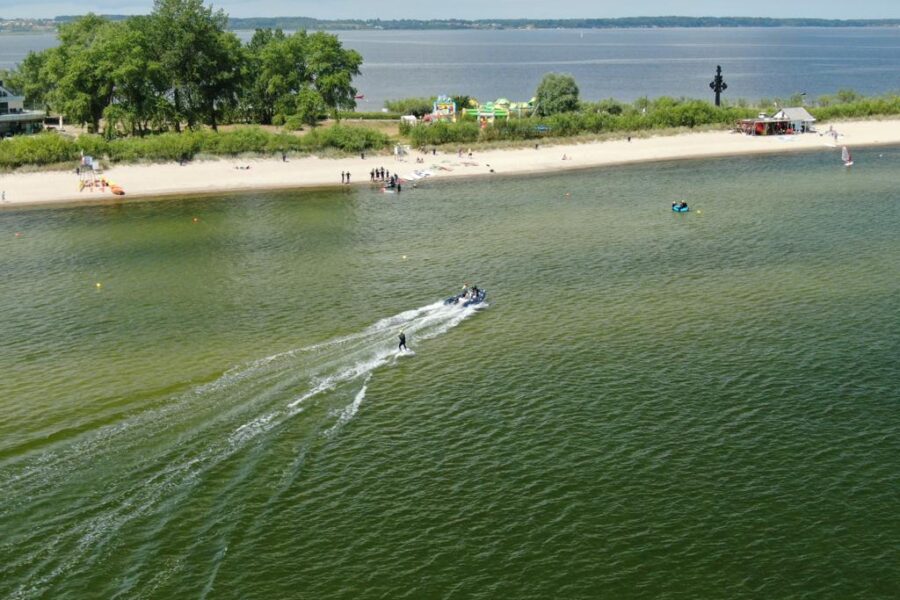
[1,149,898,598]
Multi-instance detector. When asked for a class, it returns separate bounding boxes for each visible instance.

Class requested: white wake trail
[1,298,486,598]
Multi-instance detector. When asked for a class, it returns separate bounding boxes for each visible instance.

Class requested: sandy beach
[0,119,896,208]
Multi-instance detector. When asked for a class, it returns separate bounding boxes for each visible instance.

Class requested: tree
[295,87,326,127]
[241,29,361,124]
[241,28,288,124]
[305,31,362,121]
[240,29,309,124]
[41,15,118,131]
[149,0,244,131]
[534,73,580,116]
[7,1,365,134]
[4,52,53,113]
[106,16,173,135]
[451,95,474,113]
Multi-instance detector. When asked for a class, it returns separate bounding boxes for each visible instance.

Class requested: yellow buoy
[95,282,102,288]
[402,255,407,260]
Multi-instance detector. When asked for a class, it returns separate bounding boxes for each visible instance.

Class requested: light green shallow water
[1,148,898,599]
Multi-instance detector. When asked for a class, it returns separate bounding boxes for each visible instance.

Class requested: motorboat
[444,287,487,307]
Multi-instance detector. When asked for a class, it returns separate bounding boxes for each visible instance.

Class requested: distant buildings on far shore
[0,19,58,33]
[6,16,900,34]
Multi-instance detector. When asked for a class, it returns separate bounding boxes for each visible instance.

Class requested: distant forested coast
[4,16,900,33]
[219,17,900,31]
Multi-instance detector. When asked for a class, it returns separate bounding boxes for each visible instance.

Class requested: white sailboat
[842,146,854,167]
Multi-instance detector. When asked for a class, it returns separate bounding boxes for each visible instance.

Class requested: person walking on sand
[341,171,346,184]
[398,330,407,351]
[345,172,351,184]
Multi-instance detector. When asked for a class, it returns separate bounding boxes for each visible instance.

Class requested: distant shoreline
[4,16,900,33]
[2,119,897,209]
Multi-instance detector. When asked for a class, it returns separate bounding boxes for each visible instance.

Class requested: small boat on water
[445,287,487,307]
[672,202,690,212]
[842,146,854,167]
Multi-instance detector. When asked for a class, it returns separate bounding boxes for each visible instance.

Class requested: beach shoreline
[1,119,896,209]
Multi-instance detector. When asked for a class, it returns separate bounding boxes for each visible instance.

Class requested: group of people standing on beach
[340,171,351,184]
[370,167,390,182]
[372,167,402,191]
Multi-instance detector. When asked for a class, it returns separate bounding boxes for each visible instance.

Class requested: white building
[0,80,44,136]
[772,107,816,133]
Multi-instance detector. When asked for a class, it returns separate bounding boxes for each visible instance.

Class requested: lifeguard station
[78,155,124,195]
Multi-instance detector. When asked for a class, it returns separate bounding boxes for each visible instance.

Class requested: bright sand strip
[0,119,896,208]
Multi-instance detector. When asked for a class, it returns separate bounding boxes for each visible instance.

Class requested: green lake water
[1,149,898,599]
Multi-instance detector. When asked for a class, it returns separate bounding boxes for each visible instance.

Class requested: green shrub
[201,128,272,155]
[61,126,390,164]
[588,98,625,115]
[302,125,390,152]
[405,121,480,146]
[283,115,306,131]
[396,97,761,147]
[75,135,110,159]
[384,97,434,117]
[810,95,900,121]
[106,131,205,162]
[0,133,78,169]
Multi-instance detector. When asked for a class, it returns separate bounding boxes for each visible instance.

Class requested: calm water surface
[1,149,899,598]
[3,28,900,106]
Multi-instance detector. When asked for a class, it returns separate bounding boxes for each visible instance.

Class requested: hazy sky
[4,0,900,20]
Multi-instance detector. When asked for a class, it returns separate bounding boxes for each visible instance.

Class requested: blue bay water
[0,148,898,598]
[3,28,900,107]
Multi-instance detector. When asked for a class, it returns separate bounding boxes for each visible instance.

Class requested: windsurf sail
[841,146,853,165]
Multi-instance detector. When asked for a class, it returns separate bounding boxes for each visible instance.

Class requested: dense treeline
[4,0,362,135]
[46,15,900,30]
[0,126,391,169]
